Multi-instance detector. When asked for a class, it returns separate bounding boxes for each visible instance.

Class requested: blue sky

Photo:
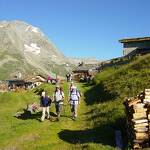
[0,0,150,60]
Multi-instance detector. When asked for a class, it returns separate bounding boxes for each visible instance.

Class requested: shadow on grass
[58,117,126,149]
[84,83,118,105]
[15,109,41,120]
[15,109,57,120]
[33,88,44,96]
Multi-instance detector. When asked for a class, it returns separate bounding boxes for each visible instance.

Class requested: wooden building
[72,66,97,82]
[8,79,32,91]
[119,37,150,57]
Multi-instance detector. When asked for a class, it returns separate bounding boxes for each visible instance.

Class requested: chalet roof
[119,37,150,43]
[73,66,94,73]
[8,79,25,83]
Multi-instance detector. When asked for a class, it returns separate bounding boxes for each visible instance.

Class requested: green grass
[1,54,150,150]
[0,82,116,150]
[86,54,150,149]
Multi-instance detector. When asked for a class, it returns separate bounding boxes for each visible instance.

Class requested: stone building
[119,37,150,57]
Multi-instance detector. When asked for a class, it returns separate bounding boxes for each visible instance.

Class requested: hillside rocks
[0,20,70,79]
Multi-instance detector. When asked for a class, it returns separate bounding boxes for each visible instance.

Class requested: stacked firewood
[124,89,150,149]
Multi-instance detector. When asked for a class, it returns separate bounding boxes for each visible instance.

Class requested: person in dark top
[40,91,51,121]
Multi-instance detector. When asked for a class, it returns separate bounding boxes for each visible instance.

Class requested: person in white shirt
[53,85,64,121]
[69,85,80,120]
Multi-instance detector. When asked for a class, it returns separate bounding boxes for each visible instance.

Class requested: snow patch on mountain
[52,55,57,58]
[32,27,39,33]
[25,26,30,32]
[24,43,41,55]
[25,25,40,34]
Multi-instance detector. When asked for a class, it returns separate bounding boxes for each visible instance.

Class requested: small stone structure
[72,66,97,82]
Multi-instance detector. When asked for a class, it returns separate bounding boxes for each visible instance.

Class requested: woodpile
[124,89,150,149]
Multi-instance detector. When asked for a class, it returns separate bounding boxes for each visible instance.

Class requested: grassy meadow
[0,82,116,150]
[1,54,150,150]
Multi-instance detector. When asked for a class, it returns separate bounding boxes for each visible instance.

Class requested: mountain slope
[0,20,70,79]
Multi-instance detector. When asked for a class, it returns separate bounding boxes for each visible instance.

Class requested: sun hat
[56,85,60,88]
[71,85,77,89]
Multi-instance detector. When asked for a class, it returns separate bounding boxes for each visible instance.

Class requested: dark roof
[8,79,25,82]
[119,37,150,43]
[7,80,25,85]
[73,66,94,73]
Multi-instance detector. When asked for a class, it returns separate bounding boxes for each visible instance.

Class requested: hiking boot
[47,116,50,120]
[72,116,76,121]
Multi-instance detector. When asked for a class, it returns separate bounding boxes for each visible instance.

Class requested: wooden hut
[72,66,97,82]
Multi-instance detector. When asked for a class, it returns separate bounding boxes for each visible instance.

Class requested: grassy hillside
[93,54,150,100]
[84,54,150,149]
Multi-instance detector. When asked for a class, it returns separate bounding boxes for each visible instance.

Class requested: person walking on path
[69,84,80,120]
[66,73,71,82]
[69,81,74,92]
[53,85,65,121]
[40,91,51,121]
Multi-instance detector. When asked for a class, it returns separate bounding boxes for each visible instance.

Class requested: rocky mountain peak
[0,20,70,79]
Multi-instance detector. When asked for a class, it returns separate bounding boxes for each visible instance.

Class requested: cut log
[133,113,147,120]
[135,132,149,140]
[134,123,148,128]
[145,89,150,92]
[143,99,150,102]
[147,114,150,120]
[144,95,150,99]
[145,93,150,97]
[134,127,148,132]
[133,108,147,113]
[133,103,145,109]
[128,99,141,107]
[132,119,148,124]
[133,143,142,149]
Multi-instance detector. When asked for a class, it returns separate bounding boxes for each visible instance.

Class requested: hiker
[41,90,46,97]
[56,75,61,84]
[69,85,80,120]
[69,81,74,91]
[70,73,73,81]
[47,75,52,83]
[40,91,51,121]
[66,73,70,82]
[53,85,65,121]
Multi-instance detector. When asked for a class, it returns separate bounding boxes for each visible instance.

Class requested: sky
[0,0,150,60]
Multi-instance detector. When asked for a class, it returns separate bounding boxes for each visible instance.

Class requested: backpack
[54,90,64,101]
[70,88,80,100]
